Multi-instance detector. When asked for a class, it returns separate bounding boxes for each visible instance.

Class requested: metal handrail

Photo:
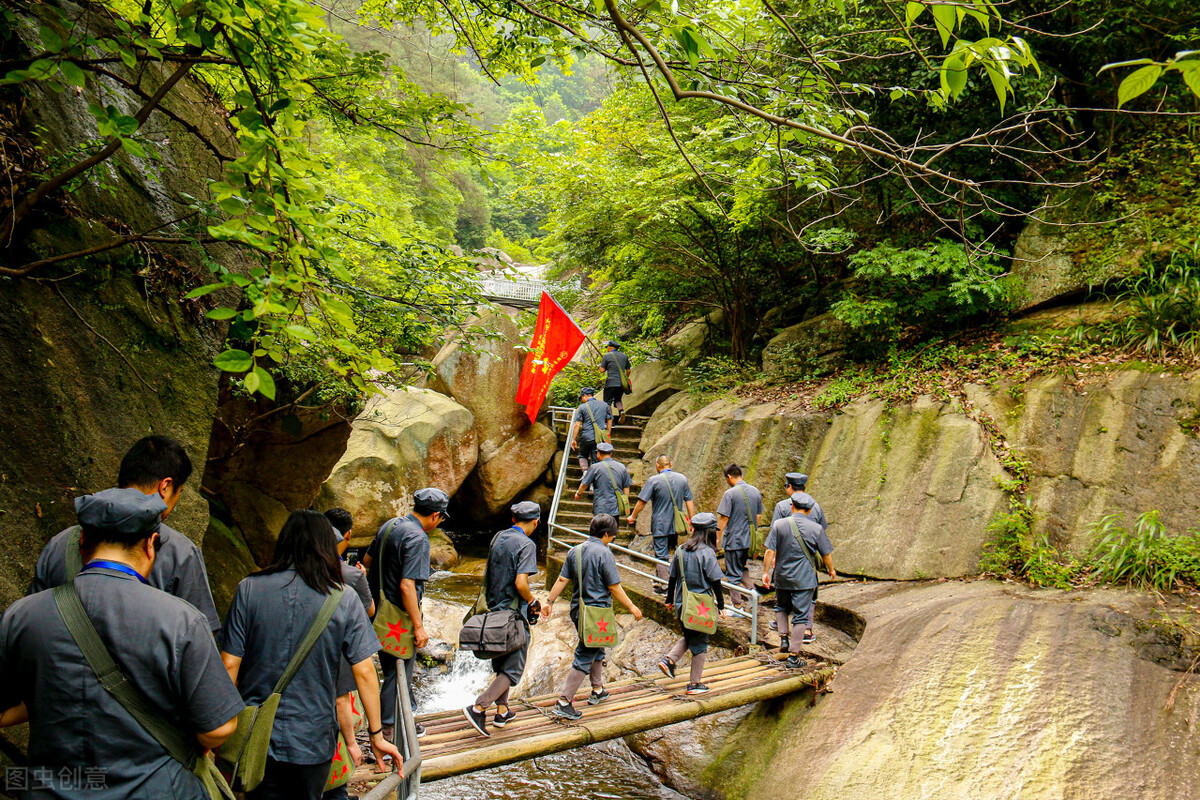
[546,412,578,536]
[360,660,423,800]
[548,521,759,645]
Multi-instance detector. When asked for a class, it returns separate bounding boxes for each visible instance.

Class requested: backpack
[372,519,417,659]
[673,550,718,635]
[53,582,236,800]
[574,545,619,648]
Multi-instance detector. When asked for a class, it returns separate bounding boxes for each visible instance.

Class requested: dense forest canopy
[1,0,1197,398]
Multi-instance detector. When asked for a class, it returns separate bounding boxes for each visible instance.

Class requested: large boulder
[639,391,696,452]
[1011,218,1141,311]
[694,581,1200,800]
[623,360,687,416]
[427,312,557,520]
[761,312,853,380]
[316,387,478,544]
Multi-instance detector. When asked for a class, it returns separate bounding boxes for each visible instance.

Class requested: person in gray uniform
[29,435,221,632]
[659,513,726,695]
[575,441,632,516]
[324,508,374,794]
[599,340,632,421]
[543,514,642,719]
[770,473,828,530]
[762,494,836,667]
[0,487,244,799]
[221,510,402,800]
[628,455,695,589]
[463,501,543,737]
[715,464,764,609]
[570,387,613,471]
[362,487,446,740]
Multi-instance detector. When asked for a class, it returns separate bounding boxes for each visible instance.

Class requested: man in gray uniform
[571,387,613,471]
[29,436,221,632]
[715,464,764,609]
[599,340,632,421]
[575,442,632,516]
[762,493,836,667]
[463,501,542,737]
[770,472,828,530]
[628,455,695,589]
[0,488,244,798]
[362,487,447,739]
[543,514,642,720]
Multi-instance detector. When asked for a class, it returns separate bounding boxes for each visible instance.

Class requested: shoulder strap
[52,583,200,769]
[601,461,622,499]
[662,473,681,513]
[787,518,820,570]
[273,587,345,695]
[583,401,601,429]
[736,484,756,531]
[573,545,586,638]
[65,526,83,580]
[373,518,400,603]
[482,529,519,612]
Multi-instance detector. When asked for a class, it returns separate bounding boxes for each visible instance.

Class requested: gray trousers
[380,652,415,726]
[722,548,757,607]
[774,588,815,655]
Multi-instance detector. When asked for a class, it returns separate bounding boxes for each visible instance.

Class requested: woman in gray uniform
[658,513,726,695]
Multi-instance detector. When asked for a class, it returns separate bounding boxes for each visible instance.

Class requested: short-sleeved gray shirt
[572,398,612,443]
[0,567,244,799]
[335,562,374,696]
[30,521,221,631]
[600,351,631,388]
[637,470,694,538]
[366,515,431,608]
[582,458,632,516]
[716,481,765,551]
[771,493,828,530]
[484,527,538,615]
[763,514,834,591]
[220,568,379,764]
[670,545,725,606]
[559,538,621,617]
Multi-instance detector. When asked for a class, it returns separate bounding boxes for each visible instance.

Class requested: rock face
[639,391,696,452]
[624,360,688,416]
[1011,218,1139,311]
[643,369,1200,580]
[427,313,557,520]
[317,387,478,543]
[760,312,853,380]
[697,581,1200,800]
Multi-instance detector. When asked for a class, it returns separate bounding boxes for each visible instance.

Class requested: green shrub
[980,505,1080,589]
[684,355,757,399]
[548,361,601,408]
[1090,511,1200,591]
[1112,245,1200,357]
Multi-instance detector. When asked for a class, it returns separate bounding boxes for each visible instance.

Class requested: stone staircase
[552,416,647,533]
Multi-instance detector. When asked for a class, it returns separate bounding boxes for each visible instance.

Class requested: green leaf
[185,283,224,299]
[205,307,238,320]
[39,25,64,52]
[931,3,957,48]
[243,370,260,394]
[121,138,146,158]
[940,52,969,98]
[213,349,252,373]
[119,48,137,69]
[1117,65,1163,108]
[530,55,545,68]
[904,1,925,25]
[59,60,86,87]
[252,366,276,400]
[1177,61,1200,98]
[983,63,1008,111]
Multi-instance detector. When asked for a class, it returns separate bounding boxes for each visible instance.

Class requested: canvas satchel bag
[459,531,526,658]
[574,545,619,648]
[372,519,418,659]
[618,354,632,392]
[673,550,718,634]
[787,518,822,602]
[602,461,630,515]
[215,587,344,792]
[662,474,688,535]
[53,582,236,800]
[738,484,763,558]
[583,401,611,444]
[325,691,363,792]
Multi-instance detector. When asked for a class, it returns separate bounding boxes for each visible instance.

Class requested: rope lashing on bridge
[352,655,833,787]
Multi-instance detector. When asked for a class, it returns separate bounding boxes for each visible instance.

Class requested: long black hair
[257,509,345,594]
[683,522,718,552]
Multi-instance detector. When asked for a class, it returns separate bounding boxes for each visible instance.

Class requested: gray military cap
[75,488,167,535]
[605,340,621,348]
[785,472,809,488]
[691,512,719,528]
[511,501,542,521]
[413,487,451,517]
[791,493,815,510]
[580,387,597,398]
[596,442,614,453]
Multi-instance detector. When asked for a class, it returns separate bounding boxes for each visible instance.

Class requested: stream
[401,565,687,800]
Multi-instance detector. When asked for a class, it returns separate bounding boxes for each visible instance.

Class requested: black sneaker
[653,585,667,595]
[415,722,426,738]
[785,656,805,669]
[658,658,676,678]
[685,683,710,695]
[553,700,582,720]
[494,709,517,728]
[779,636,790,653]
[588,688,610,705]
[802,629,815,645]
[462,705,490,737]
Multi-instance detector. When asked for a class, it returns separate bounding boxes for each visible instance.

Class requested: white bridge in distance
[479,275,578,309]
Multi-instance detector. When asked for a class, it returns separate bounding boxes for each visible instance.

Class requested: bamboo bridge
[354,653,833,797]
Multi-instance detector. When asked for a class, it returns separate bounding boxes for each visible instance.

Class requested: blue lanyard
[81,560,150,585]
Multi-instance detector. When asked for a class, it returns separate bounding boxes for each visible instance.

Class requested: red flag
[516,292,586,422]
